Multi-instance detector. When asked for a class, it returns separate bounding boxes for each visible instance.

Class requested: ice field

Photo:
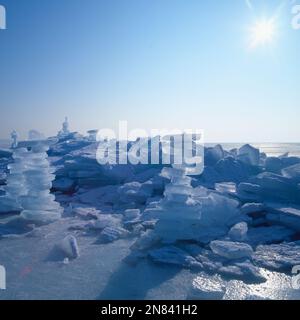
[1,126,300,300]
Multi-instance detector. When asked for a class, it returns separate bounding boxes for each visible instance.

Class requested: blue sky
[0,0,299,142]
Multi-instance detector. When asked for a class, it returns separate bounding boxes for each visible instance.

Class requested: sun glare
[249,19,276,48]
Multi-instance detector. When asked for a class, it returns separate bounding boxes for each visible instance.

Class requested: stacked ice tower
[0,148,28,213]
[143,167,203,243]
[143,166,241,244]
[19,139,63,223]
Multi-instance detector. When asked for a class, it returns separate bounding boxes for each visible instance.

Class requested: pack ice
[1,128,300,300]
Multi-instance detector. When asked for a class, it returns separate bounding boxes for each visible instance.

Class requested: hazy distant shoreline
[1,139,300,157]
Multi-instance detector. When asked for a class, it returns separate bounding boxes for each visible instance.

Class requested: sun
[249,19,276,48]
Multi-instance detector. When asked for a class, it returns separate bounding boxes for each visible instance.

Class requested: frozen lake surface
[207,143,300,157]
[1,137,300,300]
[0,217,299,300]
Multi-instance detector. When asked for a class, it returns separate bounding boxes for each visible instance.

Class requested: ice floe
[188,275,226,300]
[228,222,248,242]
[56,235,80,260]
[148,246,203,269]
[254,242,300,271]
[210,240,253,260]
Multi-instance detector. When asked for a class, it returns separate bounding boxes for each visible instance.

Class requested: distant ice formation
[10,130,18,149]
[87,130,99,142]
[57,117,70,138]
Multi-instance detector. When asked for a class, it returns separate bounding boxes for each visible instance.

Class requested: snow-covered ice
[188,275,225,300]
[247,226,294,246]
[0,148,28,213]
[241,203,265,216]
[237,144,260,166]
[1,135,300,300]
[265,204,300,232]
[56,235,80,260]
[148,246,203,269]
[98,226,130,243]
[254,243,300,271]
[210,240,253,260]
[228,222,248,242]
[265,157,282,173]
[282,163,300,183]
